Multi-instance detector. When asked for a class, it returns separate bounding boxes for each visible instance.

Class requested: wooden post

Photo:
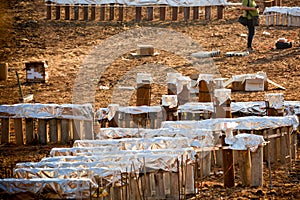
[217,6,224,19]
[25,118,34,144]
[55,5,61,20]
[108,111,119,127]
[0,63,8,81]
[177,77,191,106]
[184,7,190,21]
[136,84,151,106]
[46,2,52,20]
[49,118,58,144]
[172,7,178,21]
[74,4,79,20]
[14,118,23,145]
[100,4,105,21]
[72,119,81,140]
[193,7,199,20]
[198,80,213,102]
[160,6,166,21]
[83,4,89,21]
[38,119,47,145]
[221,138,235,188]
[64,5,70,20]
[205,6,211,20]
[238,149,251,186]
[91,4,96,20]
[109,3,115,21]
[1,118,9,144]
[280,127,287,164]
[136,7,142,22]
[118,4,124,21]
[83,120,93,139]
[61,119,70,144]
[124,113,131,128]
[251,145,264,187]
[155,171,165,198]
[147,7,153,21]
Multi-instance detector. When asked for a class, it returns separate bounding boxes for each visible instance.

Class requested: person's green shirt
[242,0,259,19]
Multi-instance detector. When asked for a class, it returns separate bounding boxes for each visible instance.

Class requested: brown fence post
[1,118,10,144]
[91,4,96,20]
[205,6,211,20]
[217,5,224,19]
[72,119,81,140]
[83,4,89,21]
[100,4,105,21]
[193,7,199,20]
[251,145,264,186]
[61,119,70,144]
[25,118,34,144]
[110,3,115,21]
[14,118,23,145]
[74,4,79,20]
[49,118,58,144]
[0,63,8,81]
[46,2,52,20]
[38,119,47,145]
[136,7,142,22]
[147,7,153,21]
[55,5,61,20]
[184,7,190,21]
[172,7,178,20]
[118,4,124,21]
[160,6,166,21]
[65,4,70,20]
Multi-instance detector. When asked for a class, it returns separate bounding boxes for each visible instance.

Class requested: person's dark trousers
[247,22,255,48]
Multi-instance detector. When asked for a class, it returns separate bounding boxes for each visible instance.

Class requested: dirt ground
[0,0,300,199]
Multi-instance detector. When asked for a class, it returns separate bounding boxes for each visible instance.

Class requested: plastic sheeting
[161,115,299,131]
[0,178,97,198]
[47,0,230,6]
[0,103,93,120]
[225,133,265,152]
[263,6,300,16]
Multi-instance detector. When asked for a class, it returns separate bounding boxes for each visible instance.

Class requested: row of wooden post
[0,118,93,145]
[46,3,224,22]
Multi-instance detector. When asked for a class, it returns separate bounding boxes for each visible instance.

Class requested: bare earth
[0,0,300,199]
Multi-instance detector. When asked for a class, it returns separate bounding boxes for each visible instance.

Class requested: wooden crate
[25,61,48,83]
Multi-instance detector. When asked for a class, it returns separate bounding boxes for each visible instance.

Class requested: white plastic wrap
[137,73,153,84]
[47,0,230,6]
[176,76,191,94]
[225,133,265,152]
[214,88,231,105]
[167,73,182,84]
[161,95,178,108]
[263,6,300,16]
[265,93,284,109]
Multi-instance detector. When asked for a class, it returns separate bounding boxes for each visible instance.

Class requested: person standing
[241,0,259,52]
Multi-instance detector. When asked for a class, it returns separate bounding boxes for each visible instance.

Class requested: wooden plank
[49,118,58,144]
[193,7,199,20]
[83,120,93,139]
[205,6,211,20]
[251,145,263,187]
[155,171,165,198]
[136,7,142,22]
[172,7,178,21]
[83,4,89,21]
[61,119,70,145]
[65,4,70,20]
[1,118,10,144]
[136,83,151,106]
[110,3,115,21]
[147,7,153,21]
[100,4,105,21]
[25,118,34,144]
[14,118,23,145]
[160,7,166,21]
[74,4,79,20]
[118,4,124,21]
[72,119,81,140]
[184,7,190,21]
[46,3,52,20]
[238,149,251,186]
[91,4,96,20]
[55,5,61,20]
[217,5,224,19]
[170,172,179,199]
[38,119,47,145]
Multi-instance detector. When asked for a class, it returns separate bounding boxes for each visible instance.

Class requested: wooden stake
[55,5,61,20]
[49,118,58,143]
[239,149,251,186]
[14,118,23,145]
[25,118,34,144]
[147,7,153,21]
[64,4,70,20]
[1,118,9,144]
[251,145,263,187]
[135,7,142,22]
[38,119,47,145]
[61,119,70,144]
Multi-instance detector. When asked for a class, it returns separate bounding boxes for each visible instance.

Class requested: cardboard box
[245,78,264,91]
[25,61,48,83]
